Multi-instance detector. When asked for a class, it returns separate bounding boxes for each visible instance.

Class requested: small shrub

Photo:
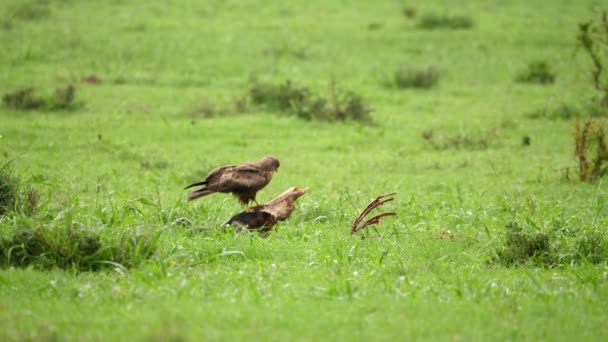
[9,1,51,21]
[0,226,101,269]
[2,88,46,110]
[422,128,497,150]
[0,225,159,271]
[1,1,51,28]
[526,102,608,120]
[0,162,37,216]
[576,230,608,263]
[516,60,556,84]
[525,104,575,120]
[573,118,608,181]
[2,85,80,111]
[50,85,76,110]
[188,95,251,120]
[367,22,383,31]
[402,7,417,19]
[0,164,19,215]
[493,221,556,267]
[418,13,474,30]
[247,78,372,122]
[249,78,311,112]
[393,66,439,89]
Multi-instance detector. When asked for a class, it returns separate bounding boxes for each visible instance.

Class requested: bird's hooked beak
[293,186,310,198]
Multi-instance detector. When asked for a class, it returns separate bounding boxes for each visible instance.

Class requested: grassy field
[2,0,608,340]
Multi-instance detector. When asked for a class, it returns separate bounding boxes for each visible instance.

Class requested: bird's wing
[204,165,235,184]
[220,166,267,191]
[185,165,234,190]
[233,163,262,173]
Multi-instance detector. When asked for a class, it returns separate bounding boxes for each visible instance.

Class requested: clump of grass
[422,128,497,150]
[188,95,251,120]
[248,78,372,122]
[249,78,310,112]
[49,85,76,110]
[2,85,81,111]
[491,220,608,267]
[573,118,608,181]
[417,13,474,30]
[526,102,608,120]
[367,22,383,31]
[0,225,159,271]
[0,161,37,216]
[1,0,51,29]
[402,7,417,19]
[515,60,556,84]
[576,230,608,263]
[2,88,46,110]
[525,103,581,120]
[392,66,440,89]
[493,221,555,267]
[0,163,19,215]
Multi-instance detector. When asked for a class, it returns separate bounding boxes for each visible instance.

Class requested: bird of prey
[184,155,280,205]
[224,186,309,233]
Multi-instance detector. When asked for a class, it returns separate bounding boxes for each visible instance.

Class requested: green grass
[1,0,608,340]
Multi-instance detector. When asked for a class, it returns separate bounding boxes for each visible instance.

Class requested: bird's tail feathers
[186,189,214,201]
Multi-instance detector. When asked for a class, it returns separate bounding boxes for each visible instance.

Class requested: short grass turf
[1,0,608,340]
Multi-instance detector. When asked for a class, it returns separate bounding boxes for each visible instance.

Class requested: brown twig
[351,192,397,235]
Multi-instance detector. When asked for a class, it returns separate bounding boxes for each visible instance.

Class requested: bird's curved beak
[295,187,310,197]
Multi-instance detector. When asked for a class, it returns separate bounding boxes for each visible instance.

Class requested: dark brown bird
[185,155,280,205]
[224,186,309,233]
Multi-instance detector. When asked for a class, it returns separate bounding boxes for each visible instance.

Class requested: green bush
[421,128,497,150]
[393,66,439,89]
[493,221,556,267]
[516,60,556,84]
[2,85,81,111]
[247,78,372,122]
[418,13,474,30]
[0,225,160,271]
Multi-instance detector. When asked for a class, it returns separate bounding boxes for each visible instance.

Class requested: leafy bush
[402,7,417,19]
[1,0,51,29]
[1,88,46,110]
[491,220,608,267]
[516,60,556,84]
[249,79,310,112]
[0,225,160,271]
[526,102,608,120]
[393,66,439,89]
[50,85,76,110]
[418,13,474,30]
[421,128,497,150]
[248,78,372,122]
[493,222,556,267]
[189,95,251,119]
[2,85,81,111]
